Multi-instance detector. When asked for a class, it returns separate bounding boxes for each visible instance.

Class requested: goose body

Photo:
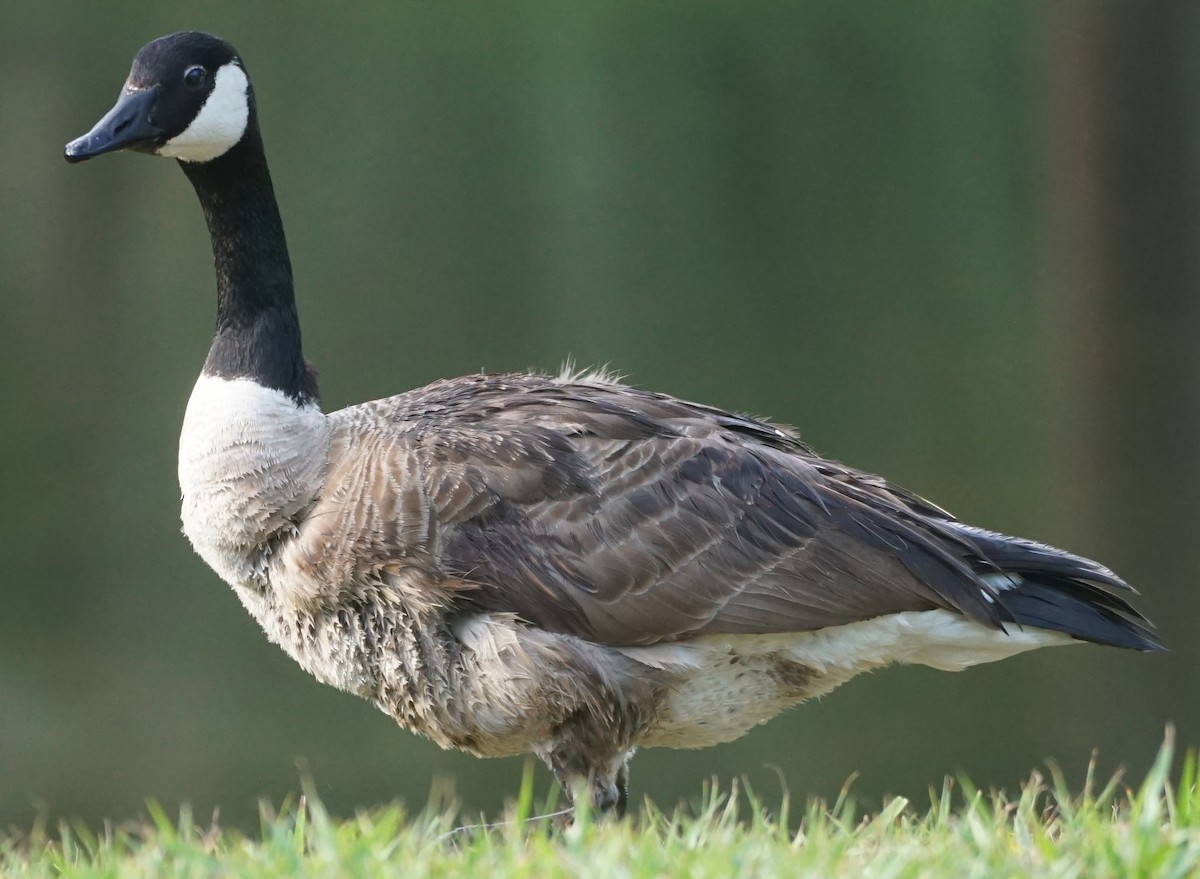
[66,32,1161,815]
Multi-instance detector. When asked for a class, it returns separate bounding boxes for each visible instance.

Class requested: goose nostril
[112,117,132,135]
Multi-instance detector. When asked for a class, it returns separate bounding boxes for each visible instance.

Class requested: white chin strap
[157,63,250,162]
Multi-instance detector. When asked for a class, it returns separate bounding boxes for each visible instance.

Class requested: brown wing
[328,372,1017,648]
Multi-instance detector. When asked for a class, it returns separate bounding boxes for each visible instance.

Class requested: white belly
[624,610,1073,749]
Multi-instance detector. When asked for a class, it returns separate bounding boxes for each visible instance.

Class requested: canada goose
[65,31,1161,818]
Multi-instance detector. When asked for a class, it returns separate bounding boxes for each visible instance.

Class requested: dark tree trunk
[1040,0,1200,715]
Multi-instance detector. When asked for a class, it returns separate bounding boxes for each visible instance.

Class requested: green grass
[5,732,1198,878]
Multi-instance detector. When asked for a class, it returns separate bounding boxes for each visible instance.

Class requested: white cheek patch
[157,63,250,162]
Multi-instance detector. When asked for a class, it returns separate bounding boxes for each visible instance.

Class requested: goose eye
[183,66,206,87]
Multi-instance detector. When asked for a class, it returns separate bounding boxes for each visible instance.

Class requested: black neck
[181,123,318,405]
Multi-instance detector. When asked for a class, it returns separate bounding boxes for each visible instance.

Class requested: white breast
[179,375,330,587]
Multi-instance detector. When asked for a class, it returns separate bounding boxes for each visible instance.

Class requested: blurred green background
[2,1,1196,830]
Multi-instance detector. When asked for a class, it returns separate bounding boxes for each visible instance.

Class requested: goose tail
[953,524,1166,652]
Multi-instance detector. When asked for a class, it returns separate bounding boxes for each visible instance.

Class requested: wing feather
[316,373,1112,647]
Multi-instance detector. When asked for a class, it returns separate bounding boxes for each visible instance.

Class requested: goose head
[65,31,252,165]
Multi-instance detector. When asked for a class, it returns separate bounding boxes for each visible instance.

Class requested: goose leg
[536,738,633,818]
[614,760,630,818]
